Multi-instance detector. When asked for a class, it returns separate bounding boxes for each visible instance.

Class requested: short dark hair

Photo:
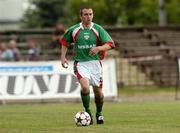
[79,6,92,16]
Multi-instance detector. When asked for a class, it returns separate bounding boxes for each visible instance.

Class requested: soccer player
[60,6,115,124]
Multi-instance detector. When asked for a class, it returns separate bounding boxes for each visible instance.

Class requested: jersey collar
[80,22,94,30]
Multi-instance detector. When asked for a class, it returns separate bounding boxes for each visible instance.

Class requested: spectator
[0,42,13,61]
[0,44,2,55]
[8,39,22,61]
[51,22,65,48]
[27,39,40,61]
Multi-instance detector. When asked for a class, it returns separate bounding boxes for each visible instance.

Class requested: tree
[22,0,180,28]
[22,0,66,28]
[166,0,180,25]
[103,0,122,25]
[65,0,108,25]
[119,0,159,26]
[65,0,159,26]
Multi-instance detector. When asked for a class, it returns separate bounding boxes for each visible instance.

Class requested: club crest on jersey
[84,33,90,40]
[84,35,90,40]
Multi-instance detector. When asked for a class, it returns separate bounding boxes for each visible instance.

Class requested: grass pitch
[0,100,180,133]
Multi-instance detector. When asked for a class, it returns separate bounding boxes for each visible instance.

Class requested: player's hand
[61,57,68,68]
[89,47,100,56]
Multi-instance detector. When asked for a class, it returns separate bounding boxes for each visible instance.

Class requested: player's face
[80,9,93,25]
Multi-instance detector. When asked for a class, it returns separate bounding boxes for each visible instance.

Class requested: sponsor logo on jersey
[78,44,96,49]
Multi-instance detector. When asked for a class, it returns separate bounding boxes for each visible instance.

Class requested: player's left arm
[89,26,115,56]
[89,42,114,56]
[90,25,115,56]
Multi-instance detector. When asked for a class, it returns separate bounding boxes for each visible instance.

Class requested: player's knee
[81,88,89,95]
[93,88,102,97]
[95,92,103,99]
[81,85,90,94]
[81,83,89,89]
[80,78,89,91]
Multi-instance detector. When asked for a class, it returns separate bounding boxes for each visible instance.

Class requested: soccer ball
[74,111,91,126]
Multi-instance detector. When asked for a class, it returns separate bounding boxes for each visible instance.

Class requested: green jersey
[60,22,114,62]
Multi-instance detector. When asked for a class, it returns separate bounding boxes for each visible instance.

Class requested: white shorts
[74,60,103,87]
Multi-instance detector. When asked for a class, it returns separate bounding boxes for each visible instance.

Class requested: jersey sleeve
[59,28,73,48]
[99,26,115,48]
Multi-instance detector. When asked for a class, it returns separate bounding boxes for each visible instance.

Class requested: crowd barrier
[0,59,117,104]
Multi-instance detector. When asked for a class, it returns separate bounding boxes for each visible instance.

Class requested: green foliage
[22,0,66,28]
[103,0,122,25]
[63,0,160,26]
[22,0,180,28]
[116,0,159,26]
[65,0,108,25]
[166,0,180,24]
[138,0,159,25]
[124,0,142,25]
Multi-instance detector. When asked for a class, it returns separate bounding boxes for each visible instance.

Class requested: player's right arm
[59,27,74,68]
[61,45,68,68]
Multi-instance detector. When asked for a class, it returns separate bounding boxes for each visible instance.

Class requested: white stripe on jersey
[80,23,84,29]
[72,27,81,41]
[92,27,99,37]
[89,22,94,29]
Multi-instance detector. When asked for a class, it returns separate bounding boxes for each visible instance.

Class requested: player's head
[79,6,93,25]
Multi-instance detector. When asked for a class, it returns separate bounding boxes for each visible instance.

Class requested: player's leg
[93,86,104,124]
[74,61,92,115]
[80,77,91,114]
[74,60,93,124]
[89,60,104,124]
[79,78,93,124]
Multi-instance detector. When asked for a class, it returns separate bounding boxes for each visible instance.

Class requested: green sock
[95,94,104,116]
[81,91,91,115]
